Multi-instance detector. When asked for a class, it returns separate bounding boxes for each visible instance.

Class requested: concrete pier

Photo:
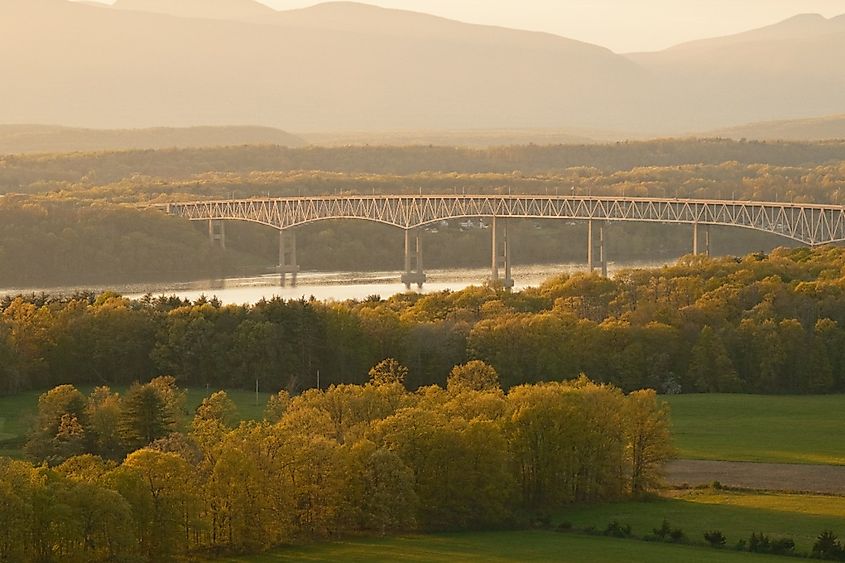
[491,216,514,288]
[208,220,226,250]
[600,224,607,278]
[401,229,426,288]
[278,229,299,287]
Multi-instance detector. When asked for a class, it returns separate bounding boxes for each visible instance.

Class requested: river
[0,261,673,304]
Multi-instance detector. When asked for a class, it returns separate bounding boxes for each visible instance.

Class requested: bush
[747,532,795,555]
[704,530,727,548]
[604,520,632,538]
[770,537,795,556]
[748,532,770,553]
[812,530,844,560]
[653,519,671,540]
[556,521,573,532]
[669,527,686,543]
[652,519,685,543]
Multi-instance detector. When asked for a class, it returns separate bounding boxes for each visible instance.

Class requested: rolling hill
[705,114,845,141]
[0,125,306,155]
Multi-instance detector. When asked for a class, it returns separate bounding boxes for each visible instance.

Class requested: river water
[0,261,672,304]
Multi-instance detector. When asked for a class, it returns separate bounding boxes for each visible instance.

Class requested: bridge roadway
[162,195,845,287]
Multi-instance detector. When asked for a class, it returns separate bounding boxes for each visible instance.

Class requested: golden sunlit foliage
[0,375,671,562]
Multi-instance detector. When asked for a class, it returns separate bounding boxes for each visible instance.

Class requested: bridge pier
[705,225,711,256]
[491,216,514,288]
[693,222,699,256]
[600,224,608,278]
[401,229,426,289]
[278,229,299,287]
[588,220,594,273]
[208,220,226,250]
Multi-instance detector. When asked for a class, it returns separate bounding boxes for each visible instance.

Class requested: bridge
[163,195,845,288]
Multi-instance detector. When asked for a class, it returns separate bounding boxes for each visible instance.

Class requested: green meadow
[561,489,845,553]
[222,530,787,563]
[665,394,845,465]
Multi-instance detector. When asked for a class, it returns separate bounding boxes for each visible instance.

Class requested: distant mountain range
[1,0,844,140]
[0,125,305,154]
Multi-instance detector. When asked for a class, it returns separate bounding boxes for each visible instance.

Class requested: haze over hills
[0,125,306,155]
[2,0,844,138]
[628,13,845,130]
[706,114,845,142]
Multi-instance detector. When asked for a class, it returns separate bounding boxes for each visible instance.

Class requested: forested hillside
[1,140,842,286]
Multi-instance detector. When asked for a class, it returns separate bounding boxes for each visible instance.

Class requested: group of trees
[3,247,845,395]
[2,369,672,562]
[24,377,184,465]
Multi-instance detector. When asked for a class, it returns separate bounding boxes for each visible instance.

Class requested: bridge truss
[164,195,845,247]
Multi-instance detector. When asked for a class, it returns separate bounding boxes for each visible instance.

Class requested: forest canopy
[2,247,845,397]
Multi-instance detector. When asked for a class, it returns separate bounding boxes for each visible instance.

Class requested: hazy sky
[83,0,845,52]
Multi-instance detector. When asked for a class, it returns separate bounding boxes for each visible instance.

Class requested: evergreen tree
[119,384,174,451]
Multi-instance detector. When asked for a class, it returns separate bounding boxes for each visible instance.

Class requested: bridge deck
[162,195,845,246]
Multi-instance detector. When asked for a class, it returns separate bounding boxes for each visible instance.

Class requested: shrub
[747,532,794,555]
[669,527,686,543]
[748,532,770,553]
[604,520,632,538]
[770,537,795,556]
[652,519,685,543]
[653,519,671,540]
[812,530,844,560]
[704,530,727,548]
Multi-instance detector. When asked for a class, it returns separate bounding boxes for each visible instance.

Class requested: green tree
[119,384,174,451]
[624,389,675,495]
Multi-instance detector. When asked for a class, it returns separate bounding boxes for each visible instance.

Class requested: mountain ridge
[3,1,844,135]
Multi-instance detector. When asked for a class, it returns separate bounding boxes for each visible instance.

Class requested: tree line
[1,369,672,562]
[3,247,845,396]
[3,139,845,189]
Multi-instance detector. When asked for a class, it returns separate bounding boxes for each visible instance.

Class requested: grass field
[221,531,788,562]
[0,386,271,458]
[560,489,845,553]
[665,394,845,465]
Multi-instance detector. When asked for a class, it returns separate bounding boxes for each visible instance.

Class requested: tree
[688,326,742,393]
[447,360,500,392]
[119,384,174,451]
[624,389,675,496]
[368,358,408,387]
[25,384,89,465]
[120,449,199,560]
[86,386,124,459]
[345,440,417,535]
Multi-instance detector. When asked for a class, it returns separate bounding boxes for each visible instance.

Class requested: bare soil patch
[666,459,845,494]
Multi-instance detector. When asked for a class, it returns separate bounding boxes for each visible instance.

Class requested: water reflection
[1,261,672,305]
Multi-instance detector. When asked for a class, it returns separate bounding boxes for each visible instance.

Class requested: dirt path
[666,460,845,494]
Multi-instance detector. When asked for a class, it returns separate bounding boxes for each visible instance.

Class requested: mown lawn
[0,386,271,458]
[560,489,845,553]
[221,530,787,562]
[665,394,845,465]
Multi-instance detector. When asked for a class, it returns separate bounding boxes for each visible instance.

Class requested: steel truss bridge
[163,195,845,287]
